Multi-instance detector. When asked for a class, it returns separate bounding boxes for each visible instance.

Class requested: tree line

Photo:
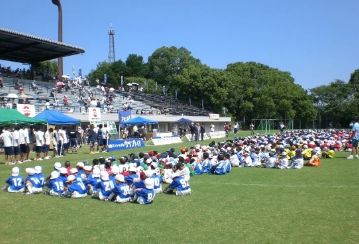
[88,46,358,129]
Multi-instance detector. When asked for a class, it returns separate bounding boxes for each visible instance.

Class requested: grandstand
[0,75,212,117]
[0,28,213,117]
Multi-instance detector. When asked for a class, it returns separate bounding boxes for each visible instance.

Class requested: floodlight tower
[108,25,116,63]
[51,0,63,79]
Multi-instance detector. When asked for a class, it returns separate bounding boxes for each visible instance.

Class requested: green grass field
[0,132,358,243]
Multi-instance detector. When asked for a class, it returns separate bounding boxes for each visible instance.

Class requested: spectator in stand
[63,95,69,106]
[0,76,3,88]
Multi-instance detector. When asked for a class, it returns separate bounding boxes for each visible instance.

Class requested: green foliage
[33,60,58,80]
[223,62,316,126]
[147,46,201,88]
[311,79,356,127]
[86,46,359,128]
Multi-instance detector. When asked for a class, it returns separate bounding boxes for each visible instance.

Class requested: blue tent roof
[122,116,158,125]
[34,109,80,125]
[177,117,192,124]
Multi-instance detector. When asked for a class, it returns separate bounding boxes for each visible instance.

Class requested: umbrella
[177,117,192,124]
[19,94,33,99]
[7,93,18,99]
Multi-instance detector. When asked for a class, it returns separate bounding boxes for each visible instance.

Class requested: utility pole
[51,0,63,80]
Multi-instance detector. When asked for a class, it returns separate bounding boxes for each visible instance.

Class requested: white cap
[111,165,120,175]
[144,178,154,189]
[115,174,125,182]
[11,167,19,176]
[151,162,158,169]
[50,171,60,180]
[129,166,137,172]
[281,152,287,156]
[70,168,78,174]
[92,168,101,178]
[145,169,154,178]
[54,162,62,170]
[100,171,109,181]
[66,175,76,182]
[118,165,125,174]
[34,166,42,174]
[26,168,35,175]
[84,165,92,171]
[77,162,84,168]
[59,167,67,175]
[145,158,152,164]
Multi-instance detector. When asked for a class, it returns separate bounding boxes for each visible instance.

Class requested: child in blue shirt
[110,174,132,203]
[133,178,155,204]
[164,174,191,196]
[47,171,65,196]
[5,167,24,193]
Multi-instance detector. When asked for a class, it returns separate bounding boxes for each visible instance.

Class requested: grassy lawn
[0,131,358,243]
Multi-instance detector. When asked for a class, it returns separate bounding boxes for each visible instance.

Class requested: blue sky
[1,0,358,88]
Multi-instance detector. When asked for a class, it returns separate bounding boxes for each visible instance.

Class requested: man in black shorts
[68,126,78,153]
[0,127,14,165]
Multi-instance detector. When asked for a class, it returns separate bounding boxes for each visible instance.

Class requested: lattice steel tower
[108,25,115,63]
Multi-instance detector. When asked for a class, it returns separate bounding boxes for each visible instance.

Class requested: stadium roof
[0,28,85,64]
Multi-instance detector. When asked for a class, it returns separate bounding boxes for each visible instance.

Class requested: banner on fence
[89,107,101,122]
[108,138,145,152]
[17,104,35,117]
[152,136,182,146]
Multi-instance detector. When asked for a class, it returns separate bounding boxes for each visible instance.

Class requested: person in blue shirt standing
[348,121,359,159]
[4,167,24,193]
[47,171,65,196]
[64,175,87,198]
[164,173,191,196]
[133,178,155,204]
[96,171,114,201]
[25,168,43,194]
[109,174,132,203]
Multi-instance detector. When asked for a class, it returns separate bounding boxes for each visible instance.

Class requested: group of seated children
[4,159,192,205]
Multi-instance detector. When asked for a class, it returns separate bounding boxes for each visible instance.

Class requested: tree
[147,46,201,90]
[124,54,148,77]
[33,60,58,80]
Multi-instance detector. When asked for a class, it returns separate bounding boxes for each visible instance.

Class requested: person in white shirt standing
[34,127,45,161]
[12,127,21,164]
[101,124,109,152]
[44,129,51,159]
[0,127,14,165]
[19,126,28,162]
[58,127,67,156]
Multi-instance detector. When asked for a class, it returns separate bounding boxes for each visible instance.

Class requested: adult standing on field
[347,121,359,159]
[0,127,14,165]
